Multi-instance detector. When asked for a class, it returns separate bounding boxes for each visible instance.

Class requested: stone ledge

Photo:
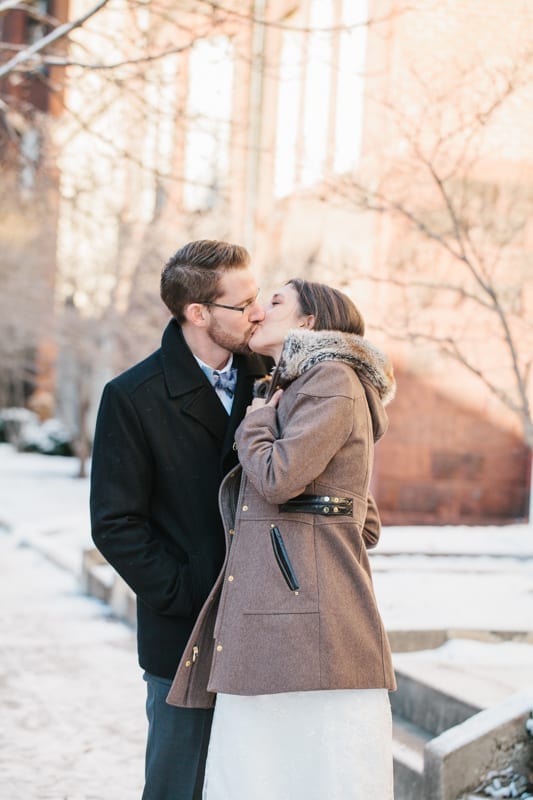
[81,547,136,627]
[388,628,533,653]
[424,690,533,800]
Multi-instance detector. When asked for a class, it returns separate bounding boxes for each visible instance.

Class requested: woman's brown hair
[287,279,365,336]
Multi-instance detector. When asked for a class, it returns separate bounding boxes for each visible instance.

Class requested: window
[274,0,368,198]
[334,0,368,173]
[301,0,333,187]
[183,37,235,211]
[274,29,302,197]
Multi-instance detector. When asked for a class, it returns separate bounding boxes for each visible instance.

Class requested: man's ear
[183,303,208,328]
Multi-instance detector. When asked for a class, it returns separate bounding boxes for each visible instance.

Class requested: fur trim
[275,329,396,406]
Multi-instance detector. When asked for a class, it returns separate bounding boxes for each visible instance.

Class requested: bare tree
[0,163,54,406]
[7,0,524,525]
[0,0,252,469]
[326,47,533,515]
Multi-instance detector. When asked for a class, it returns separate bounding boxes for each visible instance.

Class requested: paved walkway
[1,447,532,797]
[3,537,533,800]
[0,535,145,800]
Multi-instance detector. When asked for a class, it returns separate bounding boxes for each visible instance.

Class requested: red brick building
[1,0,531,522]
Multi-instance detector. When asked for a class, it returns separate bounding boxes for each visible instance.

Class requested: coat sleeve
[362,493,381,549]
[90,381,195,617]
[234,368,358,505]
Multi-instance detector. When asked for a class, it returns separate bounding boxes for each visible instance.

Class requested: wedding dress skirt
[202,688,394,800]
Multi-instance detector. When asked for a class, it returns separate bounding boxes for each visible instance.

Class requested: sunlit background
[1,0,532,524]
[2,5,533,799]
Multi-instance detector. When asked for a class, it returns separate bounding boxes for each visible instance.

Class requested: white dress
[203,689,394,800]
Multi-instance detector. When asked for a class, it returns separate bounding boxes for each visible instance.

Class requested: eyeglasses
[200,290,260,315]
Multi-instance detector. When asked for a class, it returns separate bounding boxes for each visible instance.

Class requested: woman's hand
[246,389,283,414]
[267,389,284,408]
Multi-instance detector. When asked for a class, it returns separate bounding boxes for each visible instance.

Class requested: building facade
[1,0,531,522]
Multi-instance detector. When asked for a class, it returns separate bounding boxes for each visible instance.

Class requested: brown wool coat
[167,330,397,709]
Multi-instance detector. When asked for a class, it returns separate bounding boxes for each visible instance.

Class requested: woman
[167,279,397,799]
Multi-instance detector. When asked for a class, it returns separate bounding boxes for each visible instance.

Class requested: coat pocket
[270,525,300,592]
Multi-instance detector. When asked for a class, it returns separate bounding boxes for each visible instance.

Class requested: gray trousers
[142,672,214,800]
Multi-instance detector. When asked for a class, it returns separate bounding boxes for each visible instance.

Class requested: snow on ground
[2,443,533,633]
[0,536,145,799]
[0,446,145,798]
[371,552,533,631]
[1,443,533,798]
[0,445,92,573]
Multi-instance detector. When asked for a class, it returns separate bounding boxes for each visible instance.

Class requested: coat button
[216,644,223,652]
[242,505,248,511]
[228,575,234,582]
[229,528,235,536]
[185,660,191,668]
[232,442,238,451]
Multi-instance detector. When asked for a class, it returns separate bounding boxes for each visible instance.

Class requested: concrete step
[392,713,431,800]
[81,547,136,626]
[391,662,483,737]
[392,686,533,800]
[391,638,533,738]
[390,643,533,799]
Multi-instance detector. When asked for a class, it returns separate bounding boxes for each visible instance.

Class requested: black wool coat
[90,319,271,678]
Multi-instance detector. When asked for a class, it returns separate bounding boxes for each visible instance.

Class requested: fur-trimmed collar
[273,329,396,406]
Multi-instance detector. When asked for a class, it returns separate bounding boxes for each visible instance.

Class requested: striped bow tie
[211,368,238,397]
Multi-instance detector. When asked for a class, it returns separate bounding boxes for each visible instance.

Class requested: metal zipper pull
[192,645,199,663]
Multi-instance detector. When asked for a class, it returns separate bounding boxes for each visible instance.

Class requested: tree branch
[356,271,495,312]
[0,0,110,80]
[199,0,418,33]
[383,328,530,434]
[21,41,198,70]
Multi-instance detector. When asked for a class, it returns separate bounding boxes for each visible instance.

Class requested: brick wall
[376,368,530,524]
[253,0,532,523]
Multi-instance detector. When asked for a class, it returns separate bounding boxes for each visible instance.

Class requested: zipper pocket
[270,525,300,593]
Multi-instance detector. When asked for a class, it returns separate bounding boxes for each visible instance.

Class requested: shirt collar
[194,353,234,381]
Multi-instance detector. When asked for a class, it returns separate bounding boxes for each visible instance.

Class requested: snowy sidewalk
[1,444,533,799]
[0,535,146,800]
[2,443,533,637]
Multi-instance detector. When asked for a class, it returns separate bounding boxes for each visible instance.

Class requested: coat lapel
[221,352,270,471]
[161,320,228,444]
[160,319,271,456]
[182,385,229,444]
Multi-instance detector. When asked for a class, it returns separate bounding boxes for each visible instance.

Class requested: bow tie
[211,367,238,397]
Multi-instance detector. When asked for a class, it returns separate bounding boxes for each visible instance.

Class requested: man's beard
[206,317,256,354]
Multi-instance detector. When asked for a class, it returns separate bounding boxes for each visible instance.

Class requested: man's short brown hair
[161,240,251,322]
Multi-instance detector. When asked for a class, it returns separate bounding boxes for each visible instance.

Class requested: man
[90,240,269,799]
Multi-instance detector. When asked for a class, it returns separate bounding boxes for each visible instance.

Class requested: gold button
[228,575,234,582]
[216,644,223,652]
[229,528,235,536]
[324,506,330,513]
[242,505,248,511]
[185,660,191,667]
[333,506,339,513]
[333,497,339,503]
